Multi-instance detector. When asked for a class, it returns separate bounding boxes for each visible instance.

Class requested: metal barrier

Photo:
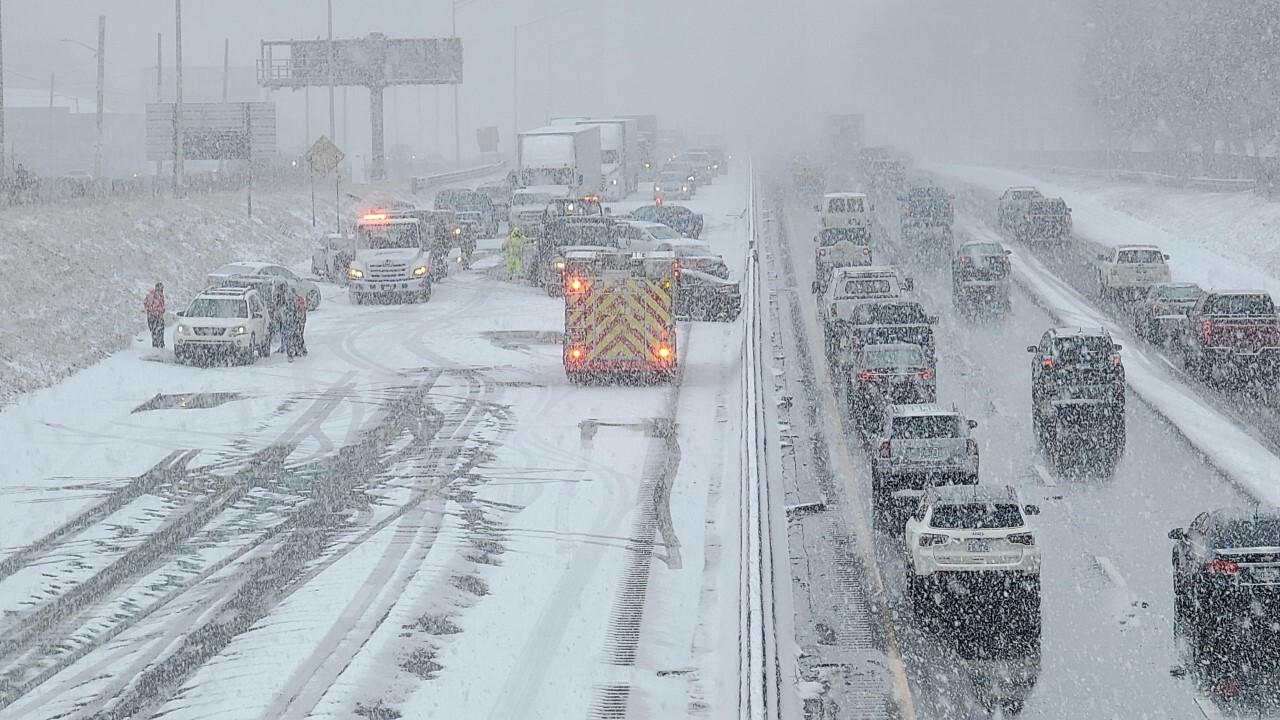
[409,161,507,194]
[741,162,782,720]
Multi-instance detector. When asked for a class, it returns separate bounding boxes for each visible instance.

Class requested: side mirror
[1023,504,1040,516]
[811,280,822,294]
[1097,254,1108,261]
[1168,527,1187,541]
[176,310,187,317]
[1068,207,1073,212]
[967,419,979,429]
[1003,249,1012,256]
[813,204,821,212]
[1164,253,1171,260]
[1026,345,1037,353]
[901,278,914,291]
[1113,343,1123,352]
[927,315,940,324]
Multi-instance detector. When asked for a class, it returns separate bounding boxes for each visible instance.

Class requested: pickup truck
[899,186,954,242]
[1010,198,1072,242]
[819,266,915,344]
[1179,291,1280,382]
[826,299,938,365]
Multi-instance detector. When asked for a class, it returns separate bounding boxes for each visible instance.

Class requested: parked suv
[434,188,500,237]
[1170,508,1280,666]
[174,286,271,365]
[905,484,1041,617]
[870,403,980,527]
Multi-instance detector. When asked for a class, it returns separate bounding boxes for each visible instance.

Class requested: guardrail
[741,162,781,720]
[409,161,507,194]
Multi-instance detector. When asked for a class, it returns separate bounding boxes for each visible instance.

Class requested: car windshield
[892,414,961,439]
[828,197,865,213]
[1117,249,1164,264]
[929,503,1024,530]
[961,243,1004,257]
[1054,335,1114,362]
[819,227,870,245]
[862,348,925,368]
[908,188,948,200]
[1213,518,1280,548]
[658,172,686,184]
[1203,294,1275,315]
[186,298,248,319]
[1156,285,1201,301]
[514,192,558,205]
[645,225,682,240]
[841,278,893,296]
[1011,190,1041,200]
[213,264,255,277]
[357,224,421,250]
[854,304,928,325]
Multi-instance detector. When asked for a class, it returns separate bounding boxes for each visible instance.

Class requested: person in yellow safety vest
[503,227,527,279]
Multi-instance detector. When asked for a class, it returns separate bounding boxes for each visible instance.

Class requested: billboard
[258,35,462,88]
[146,102,276,161]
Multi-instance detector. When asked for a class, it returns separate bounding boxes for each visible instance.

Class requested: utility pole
[0,0,7,179]
[451,2,460,165]
[222,38,229,103]
[326,0,335,140]
[155,32,162,178]
[174,0,184,194]
[94,15,104,178]
[47,72,54,166]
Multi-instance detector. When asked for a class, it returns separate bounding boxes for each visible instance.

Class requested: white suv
[174,286,271,365]
[904,484,1041,615]
[1096,244,1171,299]
[816,192,873,234]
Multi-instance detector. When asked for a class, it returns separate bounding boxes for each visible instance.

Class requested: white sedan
[904,484,1041,614]
[207,261,322,310]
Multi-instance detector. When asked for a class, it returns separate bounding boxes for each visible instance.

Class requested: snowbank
[0,189,329,406]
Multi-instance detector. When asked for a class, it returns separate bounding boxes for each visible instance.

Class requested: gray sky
[4,0,1087,161]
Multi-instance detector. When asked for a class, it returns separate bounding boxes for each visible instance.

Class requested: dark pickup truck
[1011,197,1072,242]
[1179,291,1280,382]
[826,300,938,365]
[899,186,954,241]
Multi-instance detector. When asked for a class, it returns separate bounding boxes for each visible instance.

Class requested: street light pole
[451,2,460,166]
[0,0,6,178]
[94,16,104,177]
[512,10,573,149]
[326,0,334,140]
[174,0,184,194]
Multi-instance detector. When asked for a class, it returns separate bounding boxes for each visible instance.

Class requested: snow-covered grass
[0,188,324,406]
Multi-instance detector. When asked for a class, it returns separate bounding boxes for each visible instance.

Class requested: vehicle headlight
[176,324,187,334]
[611,178,618,185]
[682,186,689,192]
[413,265,429,277]
[554,261,566,270]
[348,267,365,279]
[453,227,463,236]
[230,325,248,336]
[655,186,662,192]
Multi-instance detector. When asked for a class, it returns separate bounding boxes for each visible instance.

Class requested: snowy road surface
[0,175,750,718]
[769,171,1278,718]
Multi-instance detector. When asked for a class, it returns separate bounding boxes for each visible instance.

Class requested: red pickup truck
[1179,291,1280,381]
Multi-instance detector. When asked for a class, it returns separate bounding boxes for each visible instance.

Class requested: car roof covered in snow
[887,403,960,418]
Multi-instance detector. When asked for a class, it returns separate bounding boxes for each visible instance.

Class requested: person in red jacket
[143,282,166,348]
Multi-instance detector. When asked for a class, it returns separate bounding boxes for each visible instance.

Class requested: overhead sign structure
[305,135,345,175]
[258,33,463,180]
[476,126,499,154]
[145,102,276,161]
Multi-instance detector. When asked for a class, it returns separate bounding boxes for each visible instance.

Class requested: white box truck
[517,125,604,197]
[577,118,640,197]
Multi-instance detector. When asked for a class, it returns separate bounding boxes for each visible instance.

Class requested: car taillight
[920,369,932,379]
[818,247,827,256]
[903,204,911,214]
[1042,356,1054,368]
[1024,212,1031,222]
[858,371,870,380]
[878,440,891,458]
[919,533,948,547]
[1007,533,1035,546]
[966,438,978,455]
[1203,321,1212,343]
[1065,212,1073,224]
[830,304,837,317]
[1111,354,1122,366]
[1205,558,1240,575]
[568,347,585,362]
[959,256,971,264]
[997,255,1008,263]
[948,203,954,214]
[1152,303,1160,310]
[863,247,871,254]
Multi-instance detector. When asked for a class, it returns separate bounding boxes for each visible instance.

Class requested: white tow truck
[346,211,434,304]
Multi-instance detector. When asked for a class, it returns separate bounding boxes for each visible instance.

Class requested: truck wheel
[351,292,363,306]
[240,336,257,366]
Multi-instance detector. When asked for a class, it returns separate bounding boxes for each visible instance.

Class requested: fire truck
[562,250,679,384]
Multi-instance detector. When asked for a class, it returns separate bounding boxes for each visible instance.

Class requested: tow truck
[562,250,678,384]
[347,211,434,304]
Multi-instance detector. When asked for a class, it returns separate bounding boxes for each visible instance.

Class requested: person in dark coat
[143,282,166,348]
[292,288,309,356]
[280,288,303,361]
[272,285,289,353]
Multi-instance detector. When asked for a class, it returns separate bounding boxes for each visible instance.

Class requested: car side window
[912,503,929,523]
[279,268,298,280]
